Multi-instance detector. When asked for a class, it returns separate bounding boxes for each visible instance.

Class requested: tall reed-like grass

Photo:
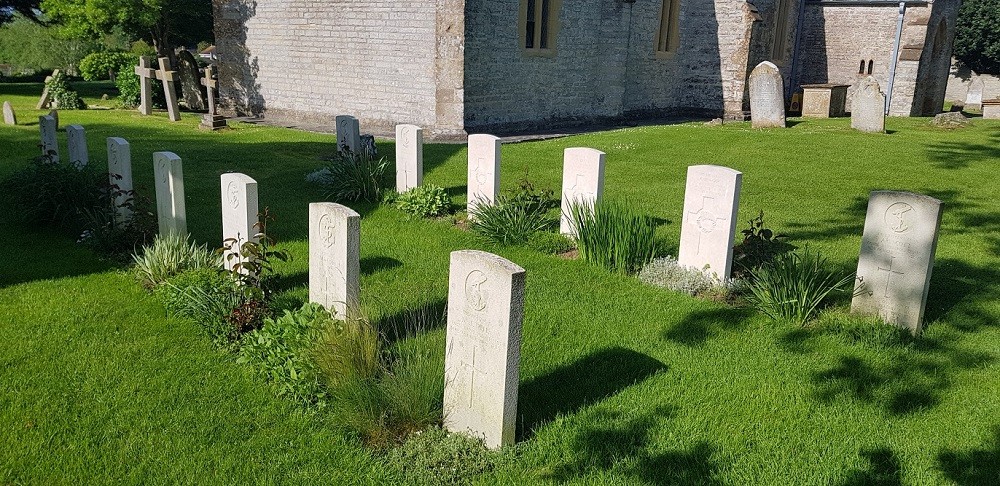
[743,248,856,326]
[569,199,658,274]
[469,194,551,246]
[133,233,221,289]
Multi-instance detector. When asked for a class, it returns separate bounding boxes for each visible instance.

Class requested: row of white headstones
[40,117,941,450]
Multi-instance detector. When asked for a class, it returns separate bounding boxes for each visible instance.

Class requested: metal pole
[886,1,906,115]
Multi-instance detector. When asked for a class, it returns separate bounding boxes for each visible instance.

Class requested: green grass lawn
[1,81,999,484]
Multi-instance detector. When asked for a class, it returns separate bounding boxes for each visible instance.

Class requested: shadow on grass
[925,131,1000,169]
[544,403,725,485]
[660,307,753,347]
[937,426,1000,485]
[518,347,667,440]
[361,255,402,276]
[841,447,904,486]
[371,299,447,345]
[784,193,867,243]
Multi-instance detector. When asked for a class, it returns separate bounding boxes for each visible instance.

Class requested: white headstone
[749,61,786,128]
[221,173,259,272]
[467,134,501,216]
[309,202,361,319]
[153,152,187,236]
[66,125,89,169]
[335,115,361,155]
[677,165,742,279]
[966,76,984,110]
[851,191,942,335]
[39,115,59,163]
[107,137,133,221]
[560,147,606,236]
[2,101,15,125]
[444,250,526,449]
[395,124,424,192]
[851,76,886,133]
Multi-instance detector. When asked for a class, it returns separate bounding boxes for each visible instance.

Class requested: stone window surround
[519,0,562,58]
[655,0,682,58]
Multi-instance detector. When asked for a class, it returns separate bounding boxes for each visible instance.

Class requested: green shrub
[79,51,132,81]
[395,184,451,218]
[158,268,266,346]
[732,210,794,278]
[469,194,552,246]
[218,207,290,298]
[387,426,500,485]
[2,157,103,231]
[133,233,221,289]
[526,231,575,255]
[320,152,392,203]
[238,303,334,406]
[639,255,733,297]
[45,70,86,110]
[743,248,856,326]
[569,199,658,274]
[114,56,164,109]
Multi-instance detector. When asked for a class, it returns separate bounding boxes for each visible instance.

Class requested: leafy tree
[0,0,44,25]
[0,14,94,72]
[38,0,212,57]
[954,0,1000,75]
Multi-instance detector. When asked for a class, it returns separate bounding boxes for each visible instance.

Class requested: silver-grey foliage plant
[638,255,732,296]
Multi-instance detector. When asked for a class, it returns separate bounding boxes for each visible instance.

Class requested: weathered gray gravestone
[335,115,361,155]
[749,61,786,128]
[49,109,59,129]
[134,57,156,116]
[35,69,60,110]
[39,115,59,162]
[678,165,742,279]
[2,101,15,125]
[156,57,182,122]
[153,152,187,235]
[66,125,89,169]
[309,203,361,319]
[395,124,424,192]
[560,147,606,236]
[966,76,984,111]
[176,50,206,111]
[443,250,526,449]
[107,138,133,221]
[852,191,942,335]
[851,76,886,133]
[467,134,501,217]
[221,173,259,272]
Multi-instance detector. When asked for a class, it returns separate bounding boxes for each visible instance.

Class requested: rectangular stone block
[309,202,361,319]
[153,152,187,236]
[852,191,942,335]
[467,134,501,216]
[801,84,849,118]
[221,173,259,272]
[749,61,786,128]
[560,147,606,236]
[678,165,742,279]
[444,250,526,449]
[107,137,133,221]
[66,125,89,169]
[336,115,361,155]
[982,100,1000,120]
[39,115,58,163]
[395,124,424,192]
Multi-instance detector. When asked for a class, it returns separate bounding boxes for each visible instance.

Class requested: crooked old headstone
[153,152,187,235]
[467,134,501,217]
[444,250,526,449]
[156,57,182,122]
[39,115,58,162]
[851,76,886,133]
[66,125,88,169]
[309,203,361,319]
[678,165,742,279]
[966,76,984,111]
[851,191,942,335]
[335,115,361,155]
[35,69,60,110]
[749,61,786,128]
[107,138,133,221]
[221,173,259,272]
[560,147,606,236]
[3,101,15,125]
[395,124,424,192]
[176,50,206,111]
[134,56,156,116]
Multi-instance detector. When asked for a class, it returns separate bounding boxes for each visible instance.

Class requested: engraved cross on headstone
[134,57,156,115]
[459,347,489,407]
[155,57,181,122]
[877,256,905,298]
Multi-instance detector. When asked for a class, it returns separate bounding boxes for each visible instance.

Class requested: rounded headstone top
[153,151,181,162]
[752,61,780,74]
[221,172,257,184]
[309,201,360,219]
[451,250,526,276]
[565,147,606,158]
[688,164,742,177]
[469,133,500,143]
[870,190,942,207]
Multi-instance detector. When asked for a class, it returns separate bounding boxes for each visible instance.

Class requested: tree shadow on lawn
[840,447,904,486]
[543,403,725,485]
[937,425,1000,485]
[660,306,753,347]
[783,193,867,243]
[518,347,667,440]
[371,298,447,345]
[925,130,1000,170]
